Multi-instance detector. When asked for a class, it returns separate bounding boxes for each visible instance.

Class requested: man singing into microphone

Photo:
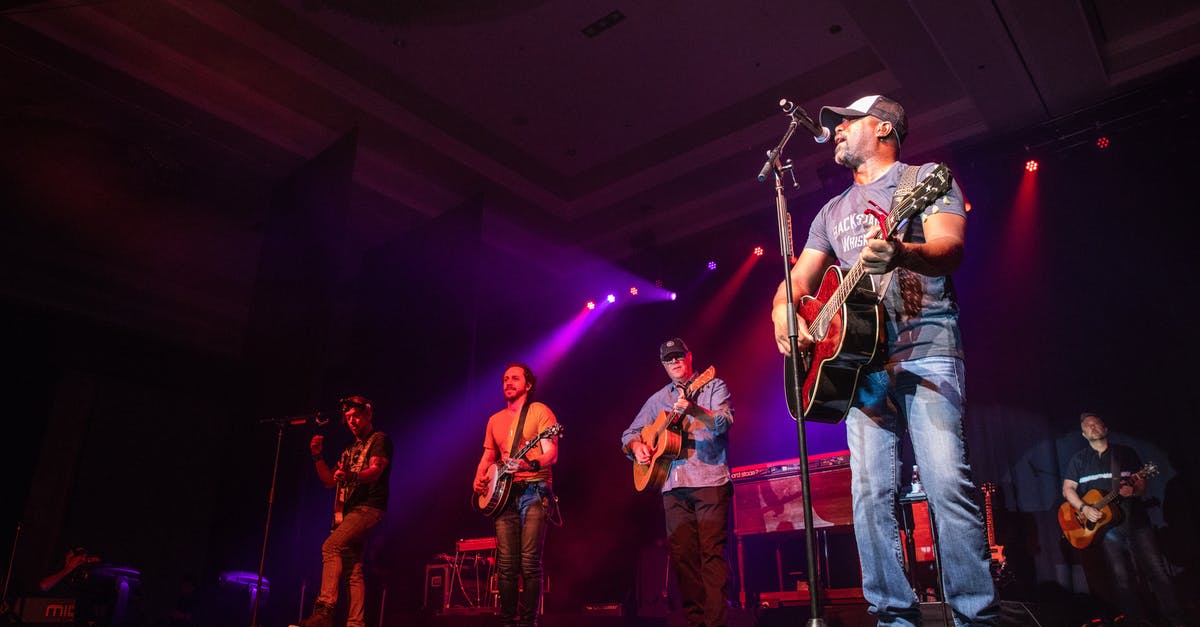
[770,95,998,625]
[299,395,392,627]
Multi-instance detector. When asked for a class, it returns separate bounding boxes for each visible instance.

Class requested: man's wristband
[528,459,541,472]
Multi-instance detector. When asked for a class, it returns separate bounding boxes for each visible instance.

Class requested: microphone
[258,412,327,426]
[779,99,831,143]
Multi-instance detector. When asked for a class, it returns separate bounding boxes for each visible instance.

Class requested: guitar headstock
[888,163,953,231]
[540,423,564,439]
[686,366,716,396]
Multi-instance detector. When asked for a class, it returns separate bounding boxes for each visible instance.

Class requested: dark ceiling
[2,0,1198,353]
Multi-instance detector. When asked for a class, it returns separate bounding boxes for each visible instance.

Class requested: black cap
[819,95,908,144]
[658,337,689,361]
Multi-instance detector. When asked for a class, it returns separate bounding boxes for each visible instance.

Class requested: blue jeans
[494,482,552,627]
[1098,521,1184,624]
[318,505,383,627]
[846,356,997,626]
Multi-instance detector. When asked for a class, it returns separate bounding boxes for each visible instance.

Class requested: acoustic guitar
[331,432,382,529]
[472,423,564,518]
[784,164,953,423]
[632,366,716,492]
[1057,461,1158,549]
[332,446,353,530]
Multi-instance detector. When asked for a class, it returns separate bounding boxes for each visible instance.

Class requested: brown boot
[298,602,334,627]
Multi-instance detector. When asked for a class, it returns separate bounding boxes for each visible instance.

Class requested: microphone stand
[249,418,285,627]
[1,522,19,616]
[250,413,321,627]
[758,110,827,627]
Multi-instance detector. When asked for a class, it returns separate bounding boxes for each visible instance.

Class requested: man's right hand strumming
[771,302,814,356]
[629,440,652,465]
[473,474,488,495]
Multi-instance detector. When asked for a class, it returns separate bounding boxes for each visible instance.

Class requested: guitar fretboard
[810,200,906,340]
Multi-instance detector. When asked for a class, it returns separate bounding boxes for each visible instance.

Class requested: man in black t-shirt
[299,396,393,627]
[1062,412,1184,626]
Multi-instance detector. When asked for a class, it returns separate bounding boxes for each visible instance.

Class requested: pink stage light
[606,294,616,303]
[585,300,596,310]
[753,246,764,257]
[706,260,717,271]
[670,292,677,301]
[629,287,638,296]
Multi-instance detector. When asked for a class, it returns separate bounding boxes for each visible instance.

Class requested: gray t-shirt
[804,161,965,363]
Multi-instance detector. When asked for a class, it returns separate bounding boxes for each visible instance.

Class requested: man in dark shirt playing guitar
[300,395,392,627]
[1062,412,1184,626]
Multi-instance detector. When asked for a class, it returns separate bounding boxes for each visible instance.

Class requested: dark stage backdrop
[4,83,1199,625]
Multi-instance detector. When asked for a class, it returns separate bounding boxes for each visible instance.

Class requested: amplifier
[456,536,497,553]
[19,597,76,624]
[730,450,853,535]
[423,564,451,610]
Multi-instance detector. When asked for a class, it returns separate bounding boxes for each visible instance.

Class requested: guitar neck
[1091,468,1149,509]
[983,492,997,546]
[811,260,869,339]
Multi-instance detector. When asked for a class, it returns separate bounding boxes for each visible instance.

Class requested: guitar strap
[874,164,922,302]
[508,400,534,459]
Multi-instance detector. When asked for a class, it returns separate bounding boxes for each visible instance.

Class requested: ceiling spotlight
[1096,136,1110,149]
[753,246,764,257]
[654,279,663,287]
[629,287,638,296]
[707,261,717,271]
[606,294,616,303]
[586,301,596,310]
[1025,159,1039,173]
[670,292,678,301]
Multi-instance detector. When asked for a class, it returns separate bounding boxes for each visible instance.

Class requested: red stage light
[629,287,638,296]
[1025,159,1039,173]
[585,301,596,310]
[1096,136,1110,149]
[753,246,764,257]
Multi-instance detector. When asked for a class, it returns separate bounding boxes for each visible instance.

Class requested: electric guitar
[784,164,953,423]
[981,482,1012,587]
[472,423,564,518]
[632,366,716,492]
[1057,461,1159,549]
